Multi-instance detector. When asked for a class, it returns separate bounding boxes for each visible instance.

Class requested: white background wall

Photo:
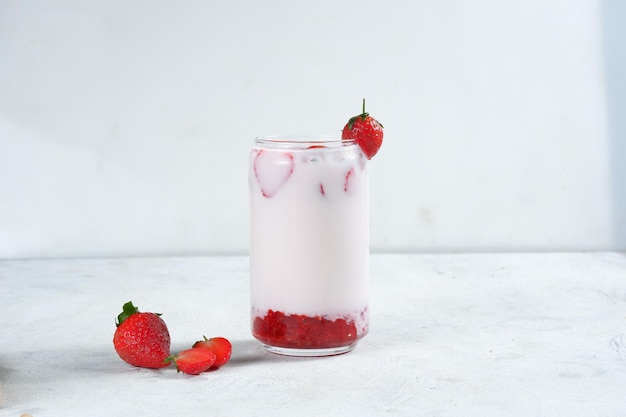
[0,0,624,258]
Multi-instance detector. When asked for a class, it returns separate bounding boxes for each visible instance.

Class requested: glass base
[262,342,358,357]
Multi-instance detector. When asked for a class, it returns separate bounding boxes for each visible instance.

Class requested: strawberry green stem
[116,301,138,327]
[164,355,176,366]
[347,99,370,130]
[359,98,369,120]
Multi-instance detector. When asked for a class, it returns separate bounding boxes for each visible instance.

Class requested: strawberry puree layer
[253,309,368,349]
[249,142,369,321]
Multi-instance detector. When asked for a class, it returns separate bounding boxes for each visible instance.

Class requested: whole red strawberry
[192,336,232,368]
[113,301,171,369]
[341,99,384,159]
[165,348,216,375]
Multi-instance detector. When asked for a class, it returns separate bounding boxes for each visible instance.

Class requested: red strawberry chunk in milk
[254,150,294,198]
[344,168,355,193]
[318,166,358,197]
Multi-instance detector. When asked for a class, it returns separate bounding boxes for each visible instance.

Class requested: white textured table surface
[1,253,625,416]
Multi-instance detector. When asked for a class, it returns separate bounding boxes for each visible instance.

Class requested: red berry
[165,348,216,375]
[113,301,171,369]
[341,99,384,160]
[192,336,232,368]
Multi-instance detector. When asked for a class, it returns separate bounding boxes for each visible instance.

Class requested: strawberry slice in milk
[253,149,294,198]
[343,167,355,193]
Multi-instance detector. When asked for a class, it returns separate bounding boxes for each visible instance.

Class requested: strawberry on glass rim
[341,98,384,160]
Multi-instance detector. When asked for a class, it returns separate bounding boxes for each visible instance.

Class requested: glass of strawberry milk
[249,135,369,356]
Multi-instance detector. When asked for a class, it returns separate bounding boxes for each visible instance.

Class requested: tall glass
[249,135,369,356]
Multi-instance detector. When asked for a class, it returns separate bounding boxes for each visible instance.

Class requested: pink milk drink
[249,135,369,356]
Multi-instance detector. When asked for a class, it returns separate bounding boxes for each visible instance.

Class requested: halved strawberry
[165,348,216,375]
[192,336,232,368]
[253,150,294,198]
[341,99,384,159]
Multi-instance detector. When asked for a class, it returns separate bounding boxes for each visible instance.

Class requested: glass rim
[255,135,357,148]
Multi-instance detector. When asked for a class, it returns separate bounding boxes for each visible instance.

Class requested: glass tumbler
[249,135,369,356]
